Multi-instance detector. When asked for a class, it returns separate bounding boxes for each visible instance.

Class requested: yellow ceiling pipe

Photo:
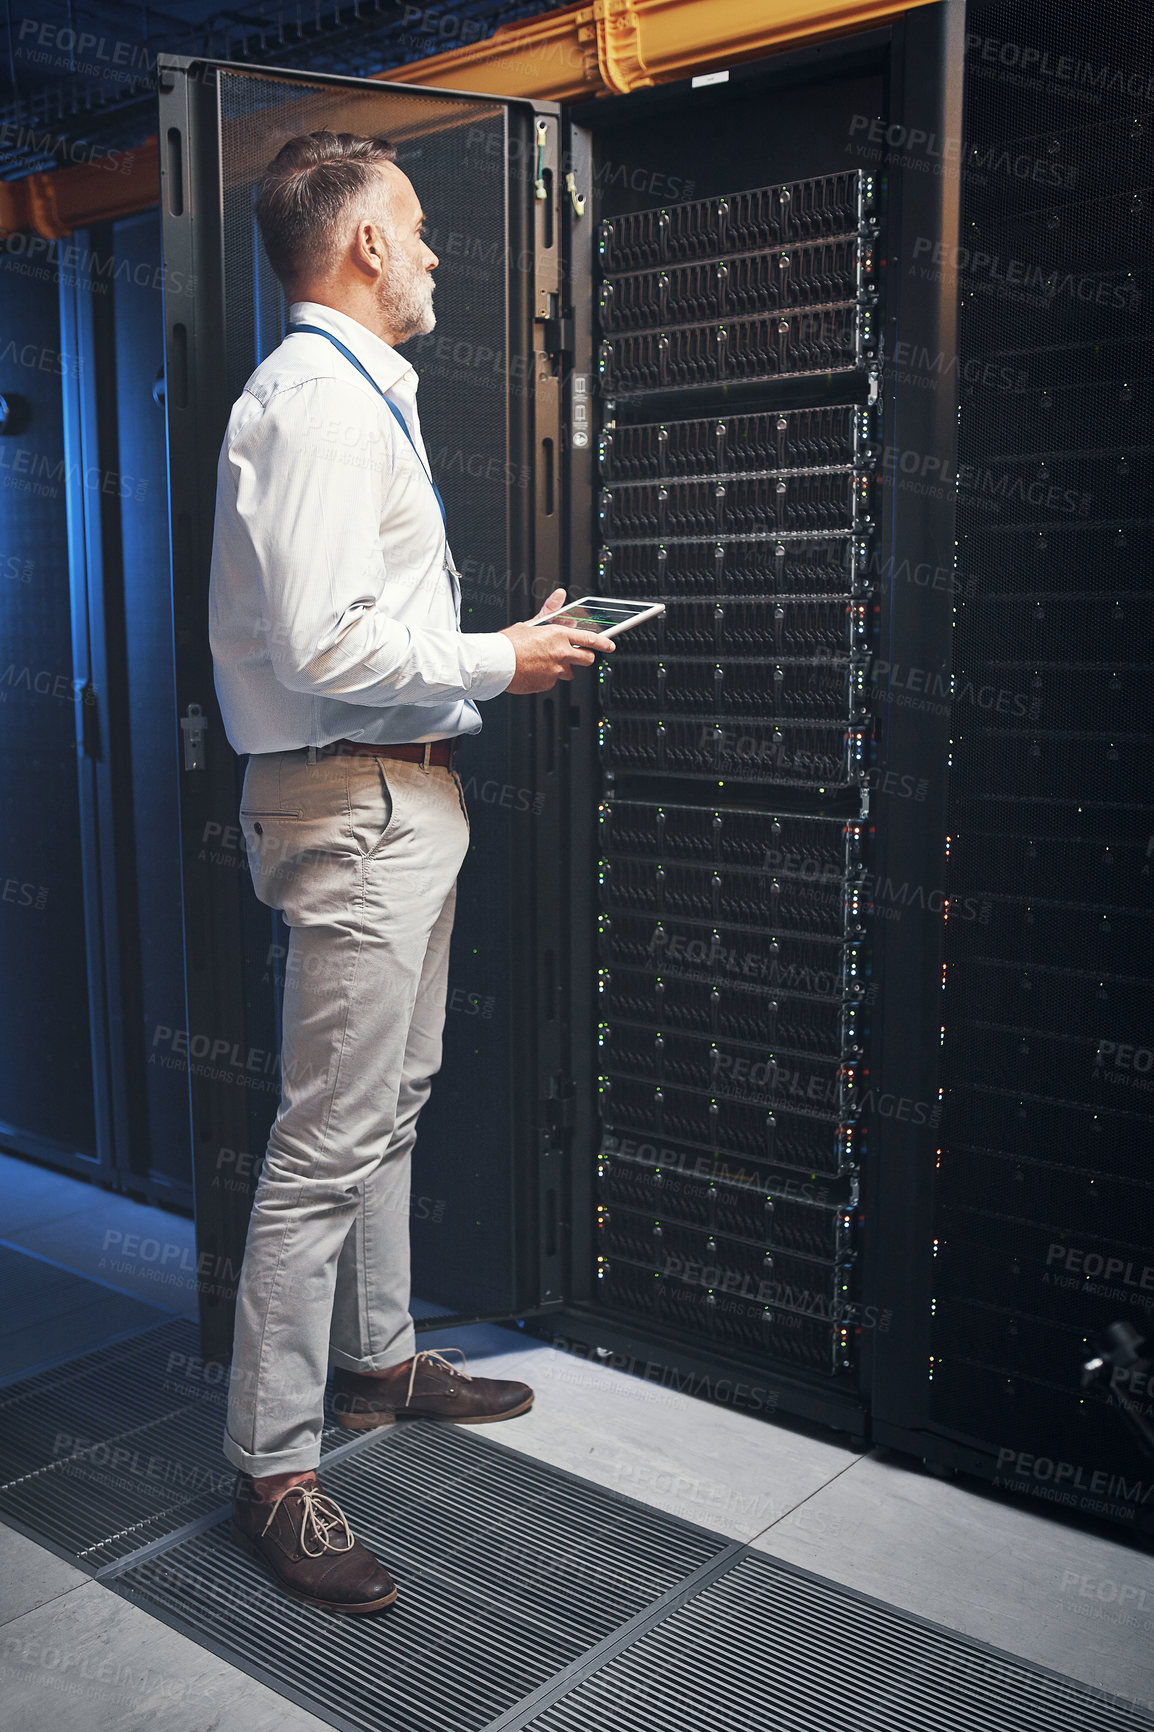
[391,0,937,99]
[0,0,934,237]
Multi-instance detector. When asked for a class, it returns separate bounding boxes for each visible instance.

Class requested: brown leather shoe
[332,1347,534,1431]
[232,1474,397,1612]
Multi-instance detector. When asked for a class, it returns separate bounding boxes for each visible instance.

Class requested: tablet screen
[542,600,651,631]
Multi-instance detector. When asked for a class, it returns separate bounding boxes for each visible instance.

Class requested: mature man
[209,129,612,1612]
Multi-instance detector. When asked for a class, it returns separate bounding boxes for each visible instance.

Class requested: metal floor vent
[110,1421,733,1732]
[0,1318,346,1570]
[522,1550,1154,1732]
[106,1420,1154,1732]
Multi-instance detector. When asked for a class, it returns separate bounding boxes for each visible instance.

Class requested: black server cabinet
[872,0,1154,1536]
[551,9,962,1442]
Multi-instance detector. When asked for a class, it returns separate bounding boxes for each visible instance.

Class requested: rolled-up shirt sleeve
[228,377,516,707]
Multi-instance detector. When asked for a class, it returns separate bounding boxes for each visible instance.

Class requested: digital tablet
[529,596,666,638]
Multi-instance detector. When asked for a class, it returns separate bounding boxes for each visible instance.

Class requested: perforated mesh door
[217,70,511,594]
[933,0,1154,1519]
[212,70,525,1314]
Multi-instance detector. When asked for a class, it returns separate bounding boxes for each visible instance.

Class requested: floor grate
[110,1422,733,1732]
[521,1550,1154,1732]
[0,1318,346,1569]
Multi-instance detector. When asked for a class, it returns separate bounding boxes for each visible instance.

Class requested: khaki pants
[223,747,469,1477]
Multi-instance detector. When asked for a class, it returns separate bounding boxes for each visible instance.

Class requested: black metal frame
[158,53,568,1359]
[856,0,965,1441]
[53,225,142,1193]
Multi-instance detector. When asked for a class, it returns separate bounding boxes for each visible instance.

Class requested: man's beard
[379,244,435,342]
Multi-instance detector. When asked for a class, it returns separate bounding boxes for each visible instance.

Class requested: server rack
[548,12,963,1443]
[592,173,879,1387]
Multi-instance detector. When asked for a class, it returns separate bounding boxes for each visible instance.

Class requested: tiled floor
[0,1150,198,1325]
[3,1149,1154,1729]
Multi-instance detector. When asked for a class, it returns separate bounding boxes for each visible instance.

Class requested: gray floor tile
[410,1327,861,1541]
[0,1153,116,1234]
[751,1446,1154,1712]
[7,1210,199,1320]
[0,1245,170,1382]
[0,1151,199,1319]
[0,1525,88,1627]
[0,1579,334,1731]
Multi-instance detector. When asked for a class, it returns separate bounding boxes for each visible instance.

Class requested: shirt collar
[287,300,417,395]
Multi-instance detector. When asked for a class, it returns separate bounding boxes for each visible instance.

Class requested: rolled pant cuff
[328,1336,416,1375]
[222,1430,322,1480]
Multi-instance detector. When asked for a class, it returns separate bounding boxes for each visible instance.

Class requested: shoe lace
[406,1346,472,1407]
[262,1483,356,1558]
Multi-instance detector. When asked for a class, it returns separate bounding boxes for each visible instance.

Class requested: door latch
[544,1074,576,1132]
[543,315,574,360]
[181,702,207,770]
[535,120,549,201]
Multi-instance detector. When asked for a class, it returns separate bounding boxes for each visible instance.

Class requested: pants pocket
[348,759,396,858]
[240,757,301,819]
[450,769,470,830]
[238,812,300,908]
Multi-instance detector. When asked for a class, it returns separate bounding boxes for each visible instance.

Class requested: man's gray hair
[255,129,398,288]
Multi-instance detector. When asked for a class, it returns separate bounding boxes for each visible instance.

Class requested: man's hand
[501,588,616,694]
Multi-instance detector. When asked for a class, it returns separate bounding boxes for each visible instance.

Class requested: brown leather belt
[314,738,456,768]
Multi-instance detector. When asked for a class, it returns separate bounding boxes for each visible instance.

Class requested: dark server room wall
[935,0,1154,1526]
[0,268,96,1163]
[585,68,885,1404]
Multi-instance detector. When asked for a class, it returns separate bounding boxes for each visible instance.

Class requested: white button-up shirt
[209,299,517,755]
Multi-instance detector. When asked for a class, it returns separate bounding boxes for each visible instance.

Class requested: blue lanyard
[286,322,447,528]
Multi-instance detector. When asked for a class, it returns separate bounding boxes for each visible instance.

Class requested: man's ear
[356,220,385,274]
